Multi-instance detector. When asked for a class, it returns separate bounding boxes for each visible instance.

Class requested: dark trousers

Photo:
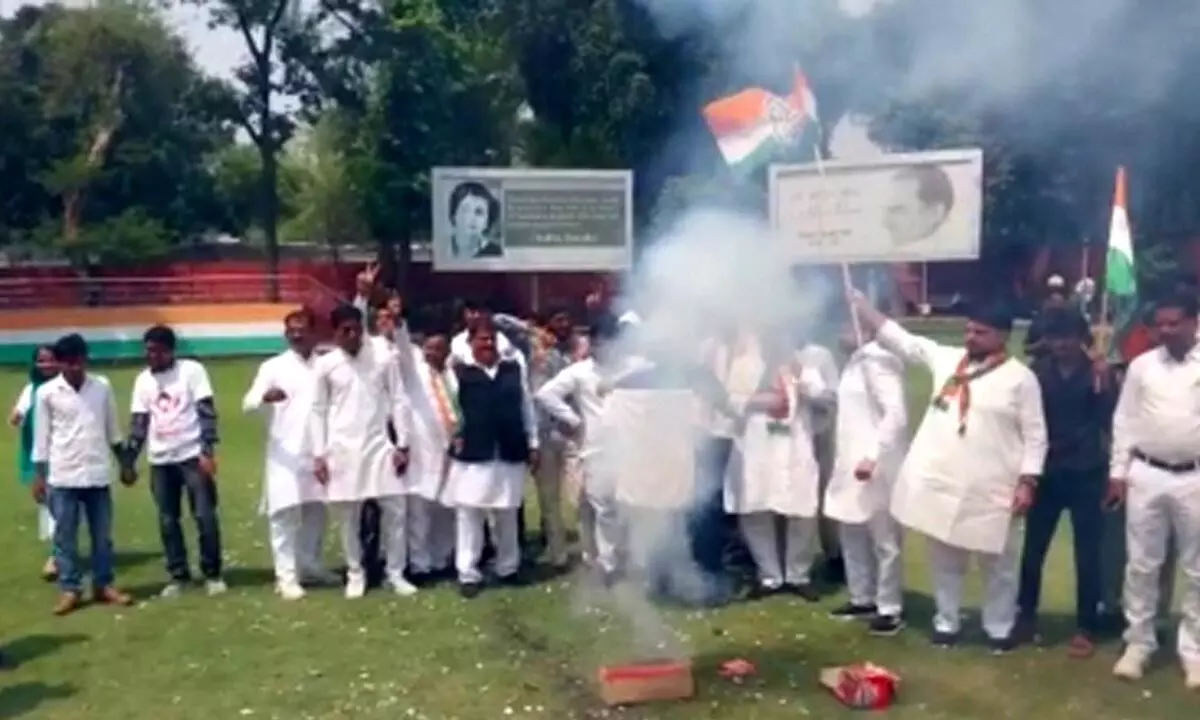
[1017,467,1105,634]
[151,459,223,581]
[359,500,384,587]
[693,437,734,577]
[48,486,114,593]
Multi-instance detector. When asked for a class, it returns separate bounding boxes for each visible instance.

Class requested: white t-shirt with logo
[131,359,214,465]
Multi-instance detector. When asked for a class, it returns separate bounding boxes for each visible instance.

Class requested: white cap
[1047,274,1066,288]
[618,311,642,326]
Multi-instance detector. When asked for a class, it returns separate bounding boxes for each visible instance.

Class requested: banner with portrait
[431,168,634,272]
[768,149,983,264]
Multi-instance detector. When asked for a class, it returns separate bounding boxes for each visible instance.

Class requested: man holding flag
[1094,168,1177,634]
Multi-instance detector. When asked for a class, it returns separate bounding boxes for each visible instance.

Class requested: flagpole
[808,121,863,346]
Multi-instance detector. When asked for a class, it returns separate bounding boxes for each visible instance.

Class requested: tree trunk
[261,138,280,301]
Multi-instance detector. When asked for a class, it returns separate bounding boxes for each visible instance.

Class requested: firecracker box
[597,659,695,706]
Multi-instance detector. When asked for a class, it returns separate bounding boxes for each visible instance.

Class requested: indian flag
[703,69,818,175]
[1104,167,1150,361]
[1106,166,1136,299]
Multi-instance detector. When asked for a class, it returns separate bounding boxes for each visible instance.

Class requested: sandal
[41,557,57,582]
[1066,633,1095,659]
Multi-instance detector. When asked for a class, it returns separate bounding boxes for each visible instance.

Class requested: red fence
[0,259,611,315]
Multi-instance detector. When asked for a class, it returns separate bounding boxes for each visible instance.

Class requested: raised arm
[1016,369,1048,479]
[535,364,583,430]
[850,291,942,369]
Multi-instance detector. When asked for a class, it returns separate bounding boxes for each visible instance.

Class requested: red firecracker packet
[819,663,900,710]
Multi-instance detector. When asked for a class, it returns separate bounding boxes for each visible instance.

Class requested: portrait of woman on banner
[446,181,505,259]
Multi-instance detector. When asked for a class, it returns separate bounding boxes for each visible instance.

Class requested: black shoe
[821,556,846,587]
[497,573,526,588]
[1012,615,1039,644]
[0,652,14,671]
[407,571,434,588]
[786,582,820,602]
[868,614,905,637]
[458,582,483,599]
[988,634,1017,655]
[748,583,783,600]
[828,602,877,621]
[931,631,960,649]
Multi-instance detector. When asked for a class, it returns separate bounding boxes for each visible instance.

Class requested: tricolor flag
[1103,167,1151,361]
[703,69,818,175]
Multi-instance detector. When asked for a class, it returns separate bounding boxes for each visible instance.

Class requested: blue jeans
[48,486,115,594]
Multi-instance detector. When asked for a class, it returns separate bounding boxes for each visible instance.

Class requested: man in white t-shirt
[124,325,225,598]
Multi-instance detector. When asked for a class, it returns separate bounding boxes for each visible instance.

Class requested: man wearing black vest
[442,316,539,598]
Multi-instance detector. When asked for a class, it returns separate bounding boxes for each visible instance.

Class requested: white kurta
[442,359,538,510]
[877,320,1047,554]
[607,388,698,510]
[243,350,327,515]
[724,360,826,518]
[824,342,908,524]
[310,342,411,503]
[392,327,458,501]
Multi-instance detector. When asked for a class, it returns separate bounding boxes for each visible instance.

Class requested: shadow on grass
[112,549,161,572]
[4,634,88,665]
[0,682,76,720]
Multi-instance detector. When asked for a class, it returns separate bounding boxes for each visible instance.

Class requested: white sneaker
[344,572,366,599]
[205,579,228,597]
[160,581,186,599]
[277,581,306,601]
[1184,661,1200,691]
[1113,646,1152,680]
[384,576,419,597]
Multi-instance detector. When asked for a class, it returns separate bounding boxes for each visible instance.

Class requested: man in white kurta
[1109,294,1200,688]
[310,304,416,599]
[391,323,458,581]
[242,310,335,600]
[724,333,827,600]
[824,327,908,635]
[851,292,1047,652]
[535,318,622,583]
[443,319,539,598]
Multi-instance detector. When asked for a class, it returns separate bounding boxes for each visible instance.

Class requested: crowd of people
[3,268,1197,694]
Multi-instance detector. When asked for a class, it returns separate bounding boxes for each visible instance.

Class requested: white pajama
[1122,461,1200,663]
[839,512,904,616]
[927,529,1021,639]
[268,503,330,584]
[455,507,521,583]
[738,512,818,587]
[336,496,408,582]
[298,503,328,574]
[408,496,455,574]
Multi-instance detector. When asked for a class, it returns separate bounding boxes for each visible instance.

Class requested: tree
[192,0,300,299]
[0,0,237,265]
[279,110,370,257]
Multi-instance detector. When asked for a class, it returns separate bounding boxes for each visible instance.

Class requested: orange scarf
[932,352,1007,435]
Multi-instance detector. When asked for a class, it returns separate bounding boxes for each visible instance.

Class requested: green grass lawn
[0,345,1195,719]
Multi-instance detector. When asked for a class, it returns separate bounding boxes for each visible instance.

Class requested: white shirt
[32,374,122,488]
[131,359,215,465]
[450,329,519,368]
[1111,343,1200,478]
[535,358,605,458]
